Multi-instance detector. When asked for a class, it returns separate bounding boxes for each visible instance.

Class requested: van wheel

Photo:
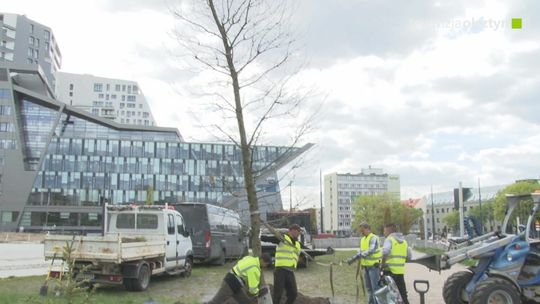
[181,257,193,278]
[131,264,150,291]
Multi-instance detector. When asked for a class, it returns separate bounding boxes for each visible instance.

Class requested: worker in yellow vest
[273,224,302,304]
[382,223,411,304]
[205,253,272,304]
[346,222,382,304]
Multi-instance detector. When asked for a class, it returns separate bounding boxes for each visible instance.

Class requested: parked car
[44,204,193,291]
[173,203,248,265]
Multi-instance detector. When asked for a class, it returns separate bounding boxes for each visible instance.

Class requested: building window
[127,103,135,108]
[127,95,136,102]
[139,104,143,109]
[120,103,125,109]
[0,122,13,132]
[69,84,74,90]
[111,94,117,99]
[92,109,99,115]
[94,83,103,92]
[106,84,110,91]
[122,95,125,101]
[69,92,73,97]
[122,85,126,92]
[30,24,34,34]
[98,94,104,99]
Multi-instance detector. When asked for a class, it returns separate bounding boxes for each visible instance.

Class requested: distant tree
[493,181,540,224]
[145,186,154,206]
[443,210,460,234]
[468,200,494,232]
[352,194,422,235]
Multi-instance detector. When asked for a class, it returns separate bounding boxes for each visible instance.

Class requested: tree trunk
[207,0,262,256]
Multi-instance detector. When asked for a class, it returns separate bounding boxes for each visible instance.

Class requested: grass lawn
[0,251,364,304]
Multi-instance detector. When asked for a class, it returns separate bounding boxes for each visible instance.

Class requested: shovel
[39,252,57,296]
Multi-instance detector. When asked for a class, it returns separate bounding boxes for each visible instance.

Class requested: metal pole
[459,182,465,238]
[289,181,293,211]
[320,169,324,233]
[431,185,435,241]
[478,178,482,234]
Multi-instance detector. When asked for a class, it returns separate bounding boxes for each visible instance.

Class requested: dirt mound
[222,284,331,304]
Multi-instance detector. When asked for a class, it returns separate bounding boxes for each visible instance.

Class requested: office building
[55,72,156,126]
[0,65,311,232]
[0,13,61,89]
[323,167,400,236]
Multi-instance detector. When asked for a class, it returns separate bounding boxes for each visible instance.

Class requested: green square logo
[512,18,522,29]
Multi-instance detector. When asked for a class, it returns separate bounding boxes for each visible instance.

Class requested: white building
[55,72,156,126]
[0,13,62,88]
[323,167,400,236]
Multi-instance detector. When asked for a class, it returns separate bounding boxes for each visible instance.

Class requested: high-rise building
[323,168,400,236]
[0,13,61,89]
[0,65,311,232]
[55,72,156,126]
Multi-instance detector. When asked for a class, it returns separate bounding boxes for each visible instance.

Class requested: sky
[3,0,540,209]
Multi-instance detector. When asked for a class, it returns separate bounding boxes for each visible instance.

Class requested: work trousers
[273,267,297,304]
[363,265,381,304]
[205,277,255,304]
[387,272,409,304]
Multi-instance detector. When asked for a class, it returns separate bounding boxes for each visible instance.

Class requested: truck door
[175,213,190,266]
[166,213,178,267]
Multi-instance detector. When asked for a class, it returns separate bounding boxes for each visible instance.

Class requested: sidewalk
[0,243,48,278]
[406,251,466,303]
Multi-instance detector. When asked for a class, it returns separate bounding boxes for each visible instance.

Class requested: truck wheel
[181,257,193,278]
[131,264,151,291]
[443,270,473,304]
[470,277,520,304]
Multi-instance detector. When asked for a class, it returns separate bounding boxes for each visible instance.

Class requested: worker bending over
[205,253,272,304]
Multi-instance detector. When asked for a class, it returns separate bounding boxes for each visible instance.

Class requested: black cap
[289,224,301,231]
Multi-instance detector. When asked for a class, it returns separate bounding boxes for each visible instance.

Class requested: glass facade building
[0,66,311,232]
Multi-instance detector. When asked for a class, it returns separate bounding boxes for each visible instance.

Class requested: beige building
[323,167,400,236]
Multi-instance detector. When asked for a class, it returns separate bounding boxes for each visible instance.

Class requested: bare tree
[171,0,315,256]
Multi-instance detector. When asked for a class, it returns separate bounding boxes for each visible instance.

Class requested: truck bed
[44,234,166,263]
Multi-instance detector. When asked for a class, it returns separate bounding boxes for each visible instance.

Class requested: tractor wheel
[470,277,520,304]
[443,271,473,304]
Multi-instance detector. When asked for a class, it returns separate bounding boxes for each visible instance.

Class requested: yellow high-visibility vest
[360,232,382,267]
[232,256,261,295]
[275,234,301,269]
[386,236,408,274]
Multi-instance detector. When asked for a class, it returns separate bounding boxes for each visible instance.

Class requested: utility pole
[289,180,293,211]
[478,177,482,235]
[459,182,465,238]
[431,185,435,241]
[319,169,323,233]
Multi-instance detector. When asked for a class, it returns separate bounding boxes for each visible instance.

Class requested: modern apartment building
[55,72,156,126]
[0,13,61,89]
[0,65,312,232]
[323,167,400,236]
